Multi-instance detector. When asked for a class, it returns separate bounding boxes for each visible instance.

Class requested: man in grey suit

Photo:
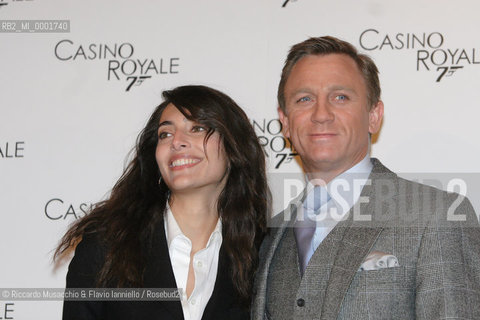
[252,36,480,319]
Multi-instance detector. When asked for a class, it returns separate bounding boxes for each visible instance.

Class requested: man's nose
[311,100,335,123]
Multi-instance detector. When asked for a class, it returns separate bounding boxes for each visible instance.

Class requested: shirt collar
[304,154,373,211]
[306,154,372,186]
[334,153,373,182]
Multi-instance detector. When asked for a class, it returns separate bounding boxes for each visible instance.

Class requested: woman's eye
[158,131,172,140]
[192,125,206,133]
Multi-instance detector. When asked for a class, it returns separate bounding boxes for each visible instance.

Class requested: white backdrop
[1,0,480,318]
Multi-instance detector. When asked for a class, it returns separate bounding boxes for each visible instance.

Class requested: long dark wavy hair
[55,85,270,303]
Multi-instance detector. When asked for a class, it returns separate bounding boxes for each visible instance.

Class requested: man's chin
[303,157,341,173]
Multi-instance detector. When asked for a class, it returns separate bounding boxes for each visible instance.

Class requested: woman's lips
[169,157,201,169]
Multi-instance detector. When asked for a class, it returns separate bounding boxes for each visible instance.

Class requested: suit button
[297,298,305,307]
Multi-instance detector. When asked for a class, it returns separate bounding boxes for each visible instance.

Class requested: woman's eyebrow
[158,120,173,128]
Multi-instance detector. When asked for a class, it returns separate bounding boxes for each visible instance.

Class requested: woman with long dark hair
[55,85,269,320]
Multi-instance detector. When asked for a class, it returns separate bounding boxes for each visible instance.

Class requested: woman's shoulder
[66,230,107,288]
[76,229,107,258]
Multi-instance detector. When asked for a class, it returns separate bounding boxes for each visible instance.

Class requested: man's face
[279,54,383,179]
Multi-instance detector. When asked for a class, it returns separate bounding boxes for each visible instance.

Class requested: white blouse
[164,206,222,320]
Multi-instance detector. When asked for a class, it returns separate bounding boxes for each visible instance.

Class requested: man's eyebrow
[290,87,314,95]
[288,86,356,97]
[287,88,315,99]
[328,85,356,93]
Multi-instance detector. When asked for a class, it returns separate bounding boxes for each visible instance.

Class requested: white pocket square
[358,251,399,271]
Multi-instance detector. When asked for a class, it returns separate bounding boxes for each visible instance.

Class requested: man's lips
[309,133,337,138]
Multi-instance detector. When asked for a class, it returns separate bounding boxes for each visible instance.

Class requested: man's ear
[368,100,384,135]
[278,107,290,138]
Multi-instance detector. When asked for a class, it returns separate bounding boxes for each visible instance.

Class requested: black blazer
[63,220,249,320]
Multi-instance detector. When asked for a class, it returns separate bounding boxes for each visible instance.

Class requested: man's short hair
[278,36,381,112]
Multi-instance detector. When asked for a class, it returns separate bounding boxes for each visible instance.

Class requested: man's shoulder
[369,158,478,226]
[268,210,292,227]
[370,158,458,198]
[259,209,295,254]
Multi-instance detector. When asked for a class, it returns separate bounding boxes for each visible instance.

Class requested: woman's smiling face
[155,103,228,195]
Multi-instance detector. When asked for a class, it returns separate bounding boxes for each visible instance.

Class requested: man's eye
[297,96,311,103]
[334,95,348,101]
[158,132,172,140]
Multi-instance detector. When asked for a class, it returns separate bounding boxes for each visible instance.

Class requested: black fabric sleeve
[62,233,106,320]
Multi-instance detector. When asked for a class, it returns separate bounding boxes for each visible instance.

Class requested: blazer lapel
[201,247,239,319]
[252,189,308,318]
[144,219,184,320]
[320,158,395,320]
[319,224,384,319]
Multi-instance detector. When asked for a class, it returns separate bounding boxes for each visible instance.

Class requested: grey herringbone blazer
[252,159,480,320]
